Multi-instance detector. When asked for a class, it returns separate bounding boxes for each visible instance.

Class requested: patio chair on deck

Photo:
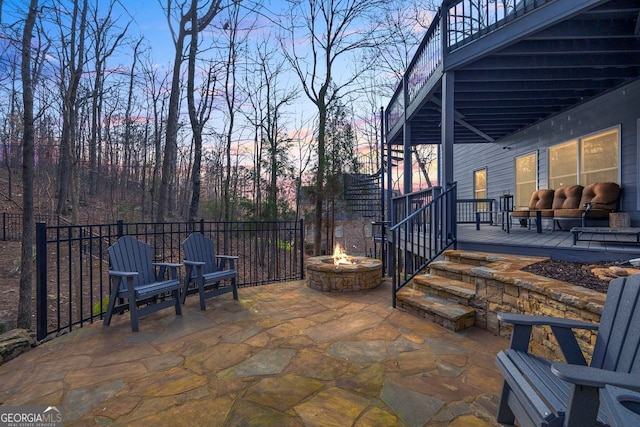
[182,232,238,310]
[510,189,554,231]
[105,236,182,332]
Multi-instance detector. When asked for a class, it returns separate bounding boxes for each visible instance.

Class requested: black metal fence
[35,219,304,341]
[1,212,61,241]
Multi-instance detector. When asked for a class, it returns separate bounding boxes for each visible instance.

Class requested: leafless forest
[2,0,440,327]
[2,0,440,224]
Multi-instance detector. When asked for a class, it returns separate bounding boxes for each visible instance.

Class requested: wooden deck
[456,221,640,263]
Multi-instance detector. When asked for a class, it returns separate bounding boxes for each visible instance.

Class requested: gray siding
[453,79,640,224]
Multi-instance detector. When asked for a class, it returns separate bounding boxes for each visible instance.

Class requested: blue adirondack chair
[496,274,640,426]
[104,236,182,332]
[182,232,238,310]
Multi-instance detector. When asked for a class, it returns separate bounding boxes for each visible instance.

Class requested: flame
[332,244,354,266]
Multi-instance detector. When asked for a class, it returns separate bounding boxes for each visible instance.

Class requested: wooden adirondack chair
[104,236,182,332]
[182,232,238,310]
[495,274,640,427]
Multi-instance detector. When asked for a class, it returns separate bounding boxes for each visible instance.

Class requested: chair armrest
[215,255,238,270]
[498,313,599,330]
[183,260,206,266]
[498,313,598,364]
[153,262,182,268]
[183,260,205,281]
[551,364,640,393]
[152,262,181,280]
[108,270,138,277]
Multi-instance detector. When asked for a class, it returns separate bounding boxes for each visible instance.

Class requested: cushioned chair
[510,189,555,231]
[550,185,584,230]
[554,182,621,229]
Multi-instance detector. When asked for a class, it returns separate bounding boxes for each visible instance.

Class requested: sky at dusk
[2,0,436,191]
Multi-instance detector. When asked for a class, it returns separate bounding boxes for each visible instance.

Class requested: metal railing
[34,219,304,341]
[1,212,61,241]
[387,9,443,131]
[445,0,552,51]
[387,0,552,132]
[457,198,496,224]
[390,183,457,305]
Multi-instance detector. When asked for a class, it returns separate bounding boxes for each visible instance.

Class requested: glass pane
[474,169,487,210]
[474,169,486,198]
[515,153,536,208]
[580,129,619,185]
[549,141,577,189]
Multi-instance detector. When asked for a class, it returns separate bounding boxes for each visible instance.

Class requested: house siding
[454,79,640,224]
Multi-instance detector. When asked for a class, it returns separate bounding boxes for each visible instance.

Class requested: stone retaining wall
[445,250,606,362]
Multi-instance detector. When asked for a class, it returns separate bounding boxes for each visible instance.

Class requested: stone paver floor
[0,280,507,426]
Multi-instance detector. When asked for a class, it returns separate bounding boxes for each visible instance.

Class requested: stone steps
[395,250,505,332]
[395,286,476,332]
[395,250,549,332]
[412,273,476,305]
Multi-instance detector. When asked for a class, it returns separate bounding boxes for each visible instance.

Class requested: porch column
[403,73,412,195]
[441,70,454,187]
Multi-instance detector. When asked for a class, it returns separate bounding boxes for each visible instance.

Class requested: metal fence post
[299,219,305,280]
[117,219,124,238]
[36,222,47,341]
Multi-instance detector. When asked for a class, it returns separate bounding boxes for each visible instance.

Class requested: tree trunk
[313,104,327,255]
[17,0,38,330]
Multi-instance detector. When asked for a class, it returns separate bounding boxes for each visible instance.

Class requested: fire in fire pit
[306,244,382,292]
[332,244,354,266]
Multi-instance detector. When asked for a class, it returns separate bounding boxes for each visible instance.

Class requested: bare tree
[216,1,253,222]
[280,0,385,255]
[51,0,89,222]
[17,0,38,329]
[157,0,224,223]
[141,54,171,220]
[87,1,129,195]
[243,36,298,220]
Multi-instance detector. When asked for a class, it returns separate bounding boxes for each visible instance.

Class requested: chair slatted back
[592,274,640,373]
[183,232,219,275]
[108,236,156,289]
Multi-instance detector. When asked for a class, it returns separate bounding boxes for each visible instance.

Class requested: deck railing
[445,0,553,51]
[34,219,304,340]
[390,183,457,304]
[457,198,496,224]
[387,0,552,131]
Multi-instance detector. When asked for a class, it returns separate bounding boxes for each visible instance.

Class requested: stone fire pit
[306,255,382,292]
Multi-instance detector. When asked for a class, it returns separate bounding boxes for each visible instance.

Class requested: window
[515,152,537,208]
[474,168,487,211]
[580,129,619,184]
[548,127,620,188]
[474,168,487,199]
[548,141,577,189]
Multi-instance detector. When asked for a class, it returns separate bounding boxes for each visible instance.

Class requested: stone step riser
[396,285,476,332]
[396,299,475,331]
[412,276,475,306]
[427,267,475,285]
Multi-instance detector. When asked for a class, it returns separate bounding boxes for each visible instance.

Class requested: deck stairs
[395,251,507,332]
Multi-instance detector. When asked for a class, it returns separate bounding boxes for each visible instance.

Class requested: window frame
[548,126,620,188]
[514,151,538,209]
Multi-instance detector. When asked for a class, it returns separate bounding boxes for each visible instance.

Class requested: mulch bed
[522,259,616,293]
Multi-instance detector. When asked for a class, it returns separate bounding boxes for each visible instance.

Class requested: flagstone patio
[0,279,506,426]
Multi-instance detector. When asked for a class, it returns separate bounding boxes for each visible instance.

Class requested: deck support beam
[441,70,455,188]
[403,74,412,195]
